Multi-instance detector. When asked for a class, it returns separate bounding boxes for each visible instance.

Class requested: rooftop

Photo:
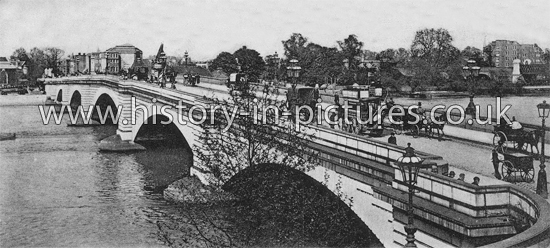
[106,44,142,54]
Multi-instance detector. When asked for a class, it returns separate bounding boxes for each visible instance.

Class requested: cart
[499,151,535,183]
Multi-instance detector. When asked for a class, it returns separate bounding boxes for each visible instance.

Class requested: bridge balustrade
[375,168,550,247]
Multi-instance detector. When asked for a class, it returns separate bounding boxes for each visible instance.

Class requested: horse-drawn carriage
[388,105,447,140]
[286,85,320,121]
[493,125,539,155]
[332,85,388,136]
[227,73,249,95]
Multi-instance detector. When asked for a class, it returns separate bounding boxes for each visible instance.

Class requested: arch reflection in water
[134,114,193,190]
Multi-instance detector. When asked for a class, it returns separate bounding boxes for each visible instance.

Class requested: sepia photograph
[1,0,550,247]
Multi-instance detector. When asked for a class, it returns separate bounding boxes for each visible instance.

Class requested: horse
[428,114,447,141]
[516,129,540,156]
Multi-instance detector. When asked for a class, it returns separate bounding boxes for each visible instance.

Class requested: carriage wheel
[411,125,420,138]
[493,131,507,146]
[521,168,535,183]
[500,160,514,182]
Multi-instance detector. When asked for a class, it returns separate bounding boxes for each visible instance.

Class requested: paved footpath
[370,129,548,199]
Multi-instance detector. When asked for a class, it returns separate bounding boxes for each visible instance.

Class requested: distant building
[0,57,20,85]
[58,58,71,76]
[105,51,121,74]
[195,61,209,69]
[487,40,544,68]
[73,53,90,73]
[90,51,107,74]
[105,44,142,72]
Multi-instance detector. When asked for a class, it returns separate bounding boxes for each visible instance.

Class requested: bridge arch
[131,108,200,147]
[56,89,63,102]
[133,113,195,174]
[69,90,82,110]
[92,93,118,124]
[90,87,120,108]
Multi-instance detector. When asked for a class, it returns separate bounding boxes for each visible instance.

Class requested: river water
[396,95,549,126]
[0,105,192,247]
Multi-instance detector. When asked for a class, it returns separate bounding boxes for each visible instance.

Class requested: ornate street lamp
[395,143,431,248]
[536,100,550,199]
[462,59,480,94]
[365,61,376,85]
[462,59,481,116]
[286,59,301,86]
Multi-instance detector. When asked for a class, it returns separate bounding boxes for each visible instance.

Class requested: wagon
[499,151,535,183]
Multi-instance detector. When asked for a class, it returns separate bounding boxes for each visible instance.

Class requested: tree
[408,28,461,89]
[233,46,265,82]
[210,51,238,74]
[542,48,550,64]
[298,43,343,86]
[461,46,483,64]
[337,34,363,71]
[410,28,460,70]
[337,35,365,85]
[11,47,29,62]
[394,48,411,65]
[482,45,494,67]
[26,47,47,80]
[43,47,64,75]
[282,33,308,60]
[193,77,317,186]
[377,48,396,62]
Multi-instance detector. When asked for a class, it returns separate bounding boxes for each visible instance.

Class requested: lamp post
[365,61,376,85]
[536,100,550,199]
[286,59,301,87]
[462,59,481,96]
[395,143,431,248]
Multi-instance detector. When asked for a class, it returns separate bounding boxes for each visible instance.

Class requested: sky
[1,0,549,61]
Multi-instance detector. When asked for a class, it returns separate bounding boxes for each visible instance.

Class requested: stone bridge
[43,75,550,248]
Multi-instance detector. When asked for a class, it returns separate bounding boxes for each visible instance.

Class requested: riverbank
[0,94,46,106]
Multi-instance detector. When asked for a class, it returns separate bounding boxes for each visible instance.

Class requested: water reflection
[0,105,191,247]
[396,95,547,125]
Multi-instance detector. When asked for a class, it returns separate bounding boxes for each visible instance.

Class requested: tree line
[210,28,550,94]
[10,47,65,82]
